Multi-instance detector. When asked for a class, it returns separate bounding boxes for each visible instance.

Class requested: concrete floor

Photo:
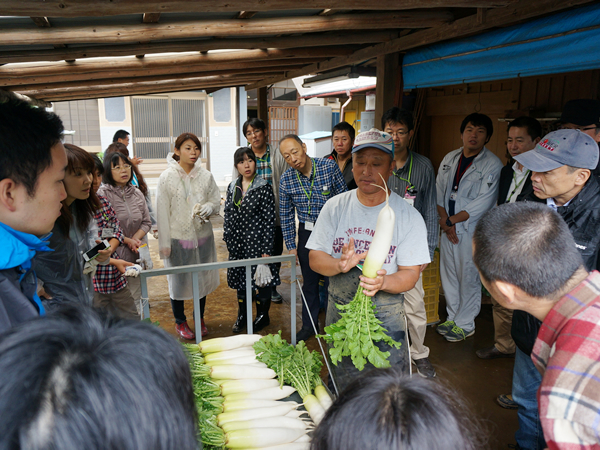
[145,216,518,450]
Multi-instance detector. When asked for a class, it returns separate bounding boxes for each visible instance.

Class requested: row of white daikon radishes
[197,334,332,450]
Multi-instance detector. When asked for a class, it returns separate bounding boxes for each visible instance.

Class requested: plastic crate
[424,286,440,325]
[422,251,440,289]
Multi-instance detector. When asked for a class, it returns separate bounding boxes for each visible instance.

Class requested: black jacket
[512,176,600,355]
[497,162,534,205]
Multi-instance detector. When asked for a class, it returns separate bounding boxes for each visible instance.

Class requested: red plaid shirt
[532,270,600,449]
[93,196,127,294]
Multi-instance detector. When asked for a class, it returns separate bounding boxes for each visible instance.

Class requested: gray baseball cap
[514,129,599,172]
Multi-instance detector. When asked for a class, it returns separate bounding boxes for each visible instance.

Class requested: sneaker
[176,321,195,340]
[436,320,455,336]
[271,289,283,304]
[497,394,519,410]
[444,325,475,342]
[201,319,208,337]
[413,357,436,378]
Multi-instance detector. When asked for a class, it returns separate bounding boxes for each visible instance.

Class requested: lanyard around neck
[296,158,315,215]
[393,153,414,188]
[234,174,256,209]
[506,169,530,203]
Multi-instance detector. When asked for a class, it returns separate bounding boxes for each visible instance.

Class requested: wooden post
[257,86,269,125]
[375,52,402,130]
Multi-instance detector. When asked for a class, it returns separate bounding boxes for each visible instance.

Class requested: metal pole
[245,265,253,334]
[140,273,150,320]
[192,272,202,343]
[290,260,297,345]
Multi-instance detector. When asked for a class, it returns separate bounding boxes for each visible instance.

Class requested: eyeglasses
[111,164,132,171]
[385,130,409,138]
[245,130,263,137]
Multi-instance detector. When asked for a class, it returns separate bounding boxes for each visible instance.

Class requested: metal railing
[139,255,298,344]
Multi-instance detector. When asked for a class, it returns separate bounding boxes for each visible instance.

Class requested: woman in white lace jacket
[156,133,220,340]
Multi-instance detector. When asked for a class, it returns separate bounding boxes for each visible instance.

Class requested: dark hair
[279,134,303,147]
[243,118,267,137]
[112,129,130,143]
[104,142,148,197]
[381,107,414,131]
[102,153,134,187]
[233,146,257,166]
[57,144,101,234]
[174,132,202,152]
[0,304,198,450]
[332,122,356,141]
[0,98,64,197]
[460,113,493,141]
[92,153,103,175]
[507,116,543,141]
[474,202,584,299]
[311,368,483,450]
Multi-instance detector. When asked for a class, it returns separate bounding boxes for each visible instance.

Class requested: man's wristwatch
[446,217,453,227]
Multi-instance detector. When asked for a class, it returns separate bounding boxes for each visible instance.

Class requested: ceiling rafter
[3,1,513,17]
[0,11,453,46]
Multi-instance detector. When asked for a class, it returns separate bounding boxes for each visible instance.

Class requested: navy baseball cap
[514,129,599,172]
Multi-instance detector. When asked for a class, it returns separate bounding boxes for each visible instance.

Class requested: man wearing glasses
[383,107,438,378]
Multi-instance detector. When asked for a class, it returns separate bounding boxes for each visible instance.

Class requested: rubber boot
[232,298,246,333]
[253,296,271,332]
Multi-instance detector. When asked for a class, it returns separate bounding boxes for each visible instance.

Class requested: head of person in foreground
[351,128,395,196]
[310,367,484,450]
[0,305,198,450]
[473,202,587,317]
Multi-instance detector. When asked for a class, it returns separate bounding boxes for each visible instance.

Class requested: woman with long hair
[223,147,279,333]
[156,132,220,340]
[35,144,110,306]
[98,152,151,311]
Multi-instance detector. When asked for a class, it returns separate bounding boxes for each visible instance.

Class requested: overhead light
[302,66,376,88]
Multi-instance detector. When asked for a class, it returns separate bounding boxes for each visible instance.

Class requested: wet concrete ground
[146,215,518,449]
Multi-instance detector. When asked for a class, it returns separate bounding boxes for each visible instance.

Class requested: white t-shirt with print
[306,190,430,275]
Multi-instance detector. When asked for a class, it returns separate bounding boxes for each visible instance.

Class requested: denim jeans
[512,347,546,450]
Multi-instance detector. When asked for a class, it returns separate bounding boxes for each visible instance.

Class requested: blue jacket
[0,222,50,335]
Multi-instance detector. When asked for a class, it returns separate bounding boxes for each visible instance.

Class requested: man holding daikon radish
[383,107,438,379]
[278,135,348,342]
[307,129,430,389]
[436,113,503,342]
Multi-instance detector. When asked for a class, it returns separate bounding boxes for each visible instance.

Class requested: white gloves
[254,264,273,287]
[124,264,143,277]
[83,259,99,275]
[151,226,159,240]
[192,203,213,223]
[137,243,154,270]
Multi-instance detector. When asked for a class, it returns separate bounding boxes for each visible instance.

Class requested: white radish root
[221,416,308,433]
[218,403,298,426]
[225,427,306,449]
[314,385,333,411]
[209,364,276,380]
[220,379,280,396]
[225,385,296,402]
[223,400,301,413]
[199,334,262,354]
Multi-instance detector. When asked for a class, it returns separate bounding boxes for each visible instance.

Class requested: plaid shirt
[532,270,600,449]
[93,196,127,294]
[279,157,347,250]
[255,144,274,185]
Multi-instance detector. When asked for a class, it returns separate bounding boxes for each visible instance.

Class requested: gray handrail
[138,254,298,344]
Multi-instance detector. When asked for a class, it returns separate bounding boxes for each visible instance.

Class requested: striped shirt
[388,151,439,259]
[531,270,600,449]
[279,157,347,250]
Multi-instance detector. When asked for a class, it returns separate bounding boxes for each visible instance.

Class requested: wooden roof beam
[247,0,595,90]
[3,1,513,17]
[0,57,325,88]
[0,48,351,83]
[0,12,454,46]
[0,30,399,65]
[18,77,266,102]
[6,64,308,92]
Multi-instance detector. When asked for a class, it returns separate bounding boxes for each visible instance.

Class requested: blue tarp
[403,4,600,89]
